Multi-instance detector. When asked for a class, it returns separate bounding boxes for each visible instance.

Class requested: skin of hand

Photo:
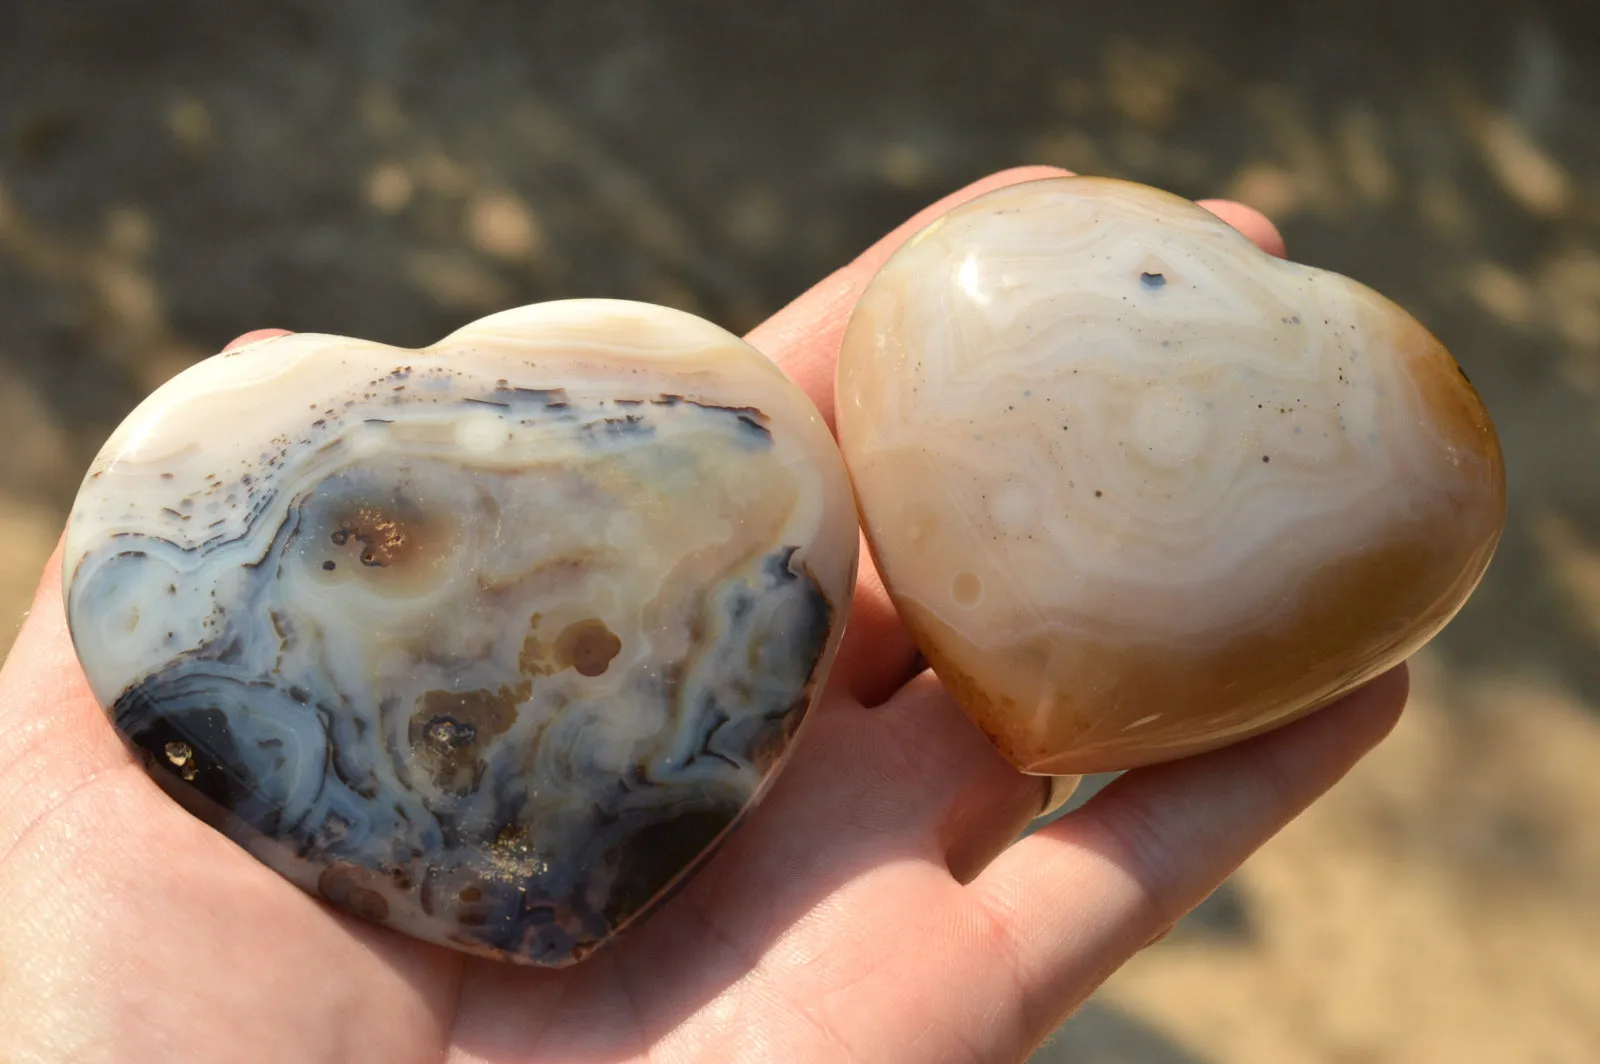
[0,166,1406,1064]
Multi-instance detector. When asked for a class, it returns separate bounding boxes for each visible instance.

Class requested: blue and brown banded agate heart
[63,300,858,966]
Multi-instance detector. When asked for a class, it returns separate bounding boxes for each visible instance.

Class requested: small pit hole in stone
[553,618,622,677]
[951,571,983,609]
[1140,271,1167,289]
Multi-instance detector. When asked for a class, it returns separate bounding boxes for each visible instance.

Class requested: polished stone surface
[837,177,1506,775]
[64,299,857,965]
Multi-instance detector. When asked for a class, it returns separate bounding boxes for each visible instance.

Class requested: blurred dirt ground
[2,2,1598,1061]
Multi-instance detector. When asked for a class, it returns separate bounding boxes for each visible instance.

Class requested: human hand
[0,167,1406,1063]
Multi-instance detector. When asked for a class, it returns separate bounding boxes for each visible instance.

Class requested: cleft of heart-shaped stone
[836,177,1506,775]
[64,299,858,965]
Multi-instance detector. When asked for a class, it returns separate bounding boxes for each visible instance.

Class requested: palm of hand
[0,169,1406,1064]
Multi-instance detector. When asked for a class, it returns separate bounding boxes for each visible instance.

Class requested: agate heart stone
[64,300,857,965]
[837,177,1505,775]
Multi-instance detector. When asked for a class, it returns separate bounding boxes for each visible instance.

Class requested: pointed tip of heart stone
[837,176,1506,775]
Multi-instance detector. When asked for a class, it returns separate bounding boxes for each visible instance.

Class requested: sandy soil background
[2,3,1597,1060]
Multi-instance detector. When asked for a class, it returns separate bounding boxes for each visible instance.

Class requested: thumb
[0,541,137,864]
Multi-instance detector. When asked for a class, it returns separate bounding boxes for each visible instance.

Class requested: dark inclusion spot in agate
[552,618,623,677]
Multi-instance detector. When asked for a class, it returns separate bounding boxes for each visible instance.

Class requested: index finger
[745,166,1073,428]
[745,167,1286,429]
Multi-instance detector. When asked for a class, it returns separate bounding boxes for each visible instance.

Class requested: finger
[1198,198,1288,258]
[224,328,294,351]
[966,667,1409,1045]
[861,673,1050,883]
[0,543,136,862]
[746,165,1072,432]
[749,166,1074,706]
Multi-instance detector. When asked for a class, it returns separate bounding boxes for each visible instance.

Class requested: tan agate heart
[836,177,1506,775]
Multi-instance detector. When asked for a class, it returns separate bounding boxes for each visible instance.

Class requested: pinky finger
[965,667,1408,1045]
[223,328,294,351]
[1198,198,1288,259]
